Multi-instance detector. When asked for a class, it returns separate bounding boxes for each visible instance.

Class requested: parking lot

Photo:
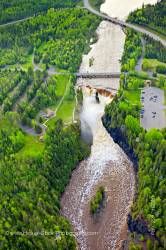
[140,86,166,130]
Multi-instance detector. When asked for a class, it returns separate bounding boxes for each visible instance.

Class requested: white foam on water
[61,3,137,248]
[101,0,158,20]
[62,89,135,249]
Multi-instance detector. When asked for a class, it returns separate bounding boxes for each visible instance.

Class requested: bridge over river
[76,72,120,78]
[0,0,165,47]
[52,71,121,79]
[83,0,166,47]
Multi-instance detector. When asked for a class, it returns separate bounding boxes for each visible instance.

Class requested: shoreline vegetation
[0,118,90,249]
[0,0,81,25]
[103,26,166,249]
[0,0,165,249]
[0,8,100,133]
[89,0,104,11]
[127,0,166,37]
[90,186,105,215]
[0,2,99,249]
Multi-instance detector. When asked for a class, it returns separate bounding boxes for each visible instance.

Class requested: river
[61,0,157,249]
[101,0,158,20]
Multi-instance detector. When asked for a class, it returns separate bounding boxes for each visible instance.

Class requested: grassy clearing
[46,74,75,127]
[0,115,44,159]
[48,74,69,112]
[124,89,141,106]
[0,116,9,129]
[55,74,75,122]
[55,74,68,96]
[16,134,44,159]
[142,58,166,71]
[56,99,75,122]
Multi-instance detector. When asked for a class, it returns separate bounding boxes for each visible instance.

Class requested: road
[83,0,166,47]
[0,16,33,28]
[0,0,165,47]
[0,0,165,48]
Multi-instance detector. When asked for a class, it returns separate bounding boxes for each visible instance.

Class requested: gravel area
[140,86,166,130]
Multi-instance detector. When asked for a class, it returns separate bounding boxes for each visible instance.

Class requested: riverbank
[61,1,137,248]
[61,1,166,249]
[100,0,158,20]
[83,0,166,47]
[102,116,138,170]
[103,25,165,249]
[61,89,135,250]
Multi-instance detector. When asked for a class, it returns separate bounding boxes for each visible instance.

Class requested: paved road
[0,16,33,28]
[0,0,165,47]
[135,37,145,72]
[83,0,166,47]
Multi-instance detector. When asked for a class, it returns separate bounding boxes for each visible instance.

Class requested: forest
[128,0,166,36]
[0,0,165,249]
[143,36,166,63]
[103,29,166,249]
[90,186,105,214]
[89,0,104,10]
[0,8,100,129]
[0,5,99,249]
[0,8,99,70]
[0,0,80,24]
[0,117,89,249]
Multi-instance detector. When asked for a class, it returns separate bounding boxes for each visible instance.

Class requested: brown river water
[61,1,157,249]
[101,0,158,20]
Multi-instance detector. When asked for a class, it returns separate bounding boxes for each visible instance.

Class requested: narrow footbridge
[76,72,121,78]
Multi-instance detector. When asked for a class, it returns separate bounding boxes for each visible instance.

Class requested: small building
[144,80,152,87]
[46,109,55,118]
[39,135,44,142]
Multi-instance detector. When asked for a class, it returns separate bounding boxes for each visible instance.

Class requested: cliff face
[102,115,138,170]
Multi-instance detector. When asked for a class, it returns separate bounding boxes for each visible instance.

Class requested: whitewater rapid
[61,0,141,249]
[61,88,135,249]
[101,0,158,20]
